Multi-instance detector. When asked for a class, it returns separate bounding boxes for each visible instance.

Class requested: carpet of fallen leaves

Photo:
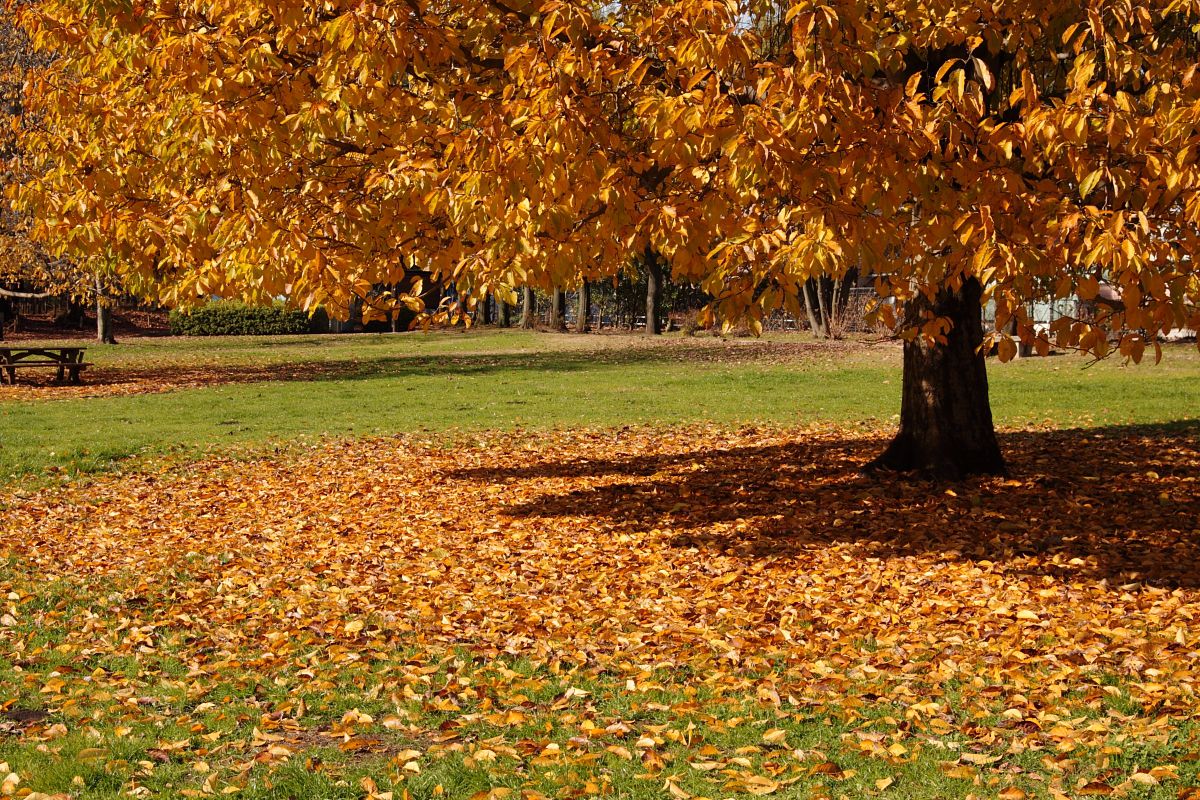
[2,424,1200,798]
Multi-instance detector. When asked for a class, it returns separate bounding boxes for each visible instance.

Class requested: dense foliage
[13,0,1199,352]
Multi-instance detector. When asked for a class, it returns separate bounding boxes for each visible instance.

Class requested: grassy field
[2,331,1199,800]
[1,329,1197,481]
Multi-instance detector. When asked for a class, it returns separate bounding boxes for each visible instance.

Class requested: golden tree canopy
[15,0,1200,357]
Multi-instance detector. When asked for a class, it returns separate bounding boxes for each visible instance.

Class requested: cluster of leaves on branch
[2,426,1199,796]
[1,5,125,306]
[13,0,1200,355]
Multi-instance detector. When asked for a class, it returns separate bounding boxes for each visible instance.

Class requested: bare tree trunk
[802,279,826,338]
[498,297,511,328]
[815,276,832,334]
[346,295,364,333]
[479,293,493,326]
[519,287,536,329]
[866,277,1005,479]
[828,276,844,338]
[575,280,591,333]
[550,288,566,330]
[95,274,117,344]
[645,246,663,335]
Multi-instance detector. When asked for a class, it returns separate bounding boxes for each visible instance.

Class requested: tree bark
[95,274,117,344]
[815,276,832,335]
[645,246,663,335]
[801,279,825,337]
[497,297,511,328]
[575,280,591,333]
[519,287,536,329]
[550,288,567,330]
[479,292,493,326]
[867,278,1005,479]
[346,295,364,333]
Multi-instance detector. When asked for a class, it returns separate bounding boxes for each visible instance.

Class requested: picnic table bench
[0,346,91,385]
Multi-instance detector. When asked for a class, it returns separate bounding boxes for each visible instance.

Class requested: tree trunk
[498,297,511,328]
[96,298,116,344]
[95,275,117,344]
[346,295,364,333]
[520,287,536,329]
[815,276,832,334]
[550,288,566,330]
[867,278,1005,479]
[576,280,591,333]
[645,246,663,335]
[802,279,826,338]
[479,293,493,326]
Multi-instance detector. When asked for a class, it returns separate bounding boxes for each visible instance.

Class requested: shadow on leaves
[453,423,1200,589]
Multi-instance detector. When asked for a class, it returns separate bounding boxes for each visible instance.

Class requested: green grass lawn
[3,331,1200,799]
[1,330,1197,482]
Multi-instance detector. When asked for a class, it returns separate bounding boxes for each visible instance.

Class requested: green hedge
[169,302,322,336]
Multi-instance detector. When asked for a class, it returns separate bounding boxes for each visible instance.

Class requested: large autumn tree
[14,0,1200,477]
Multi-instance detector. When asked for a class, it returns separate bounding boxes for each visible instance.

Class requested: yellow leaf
[763,728,788,745]
[1080,169,1104,199]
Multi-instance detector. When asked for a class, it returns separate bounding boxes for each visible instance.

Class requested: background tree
[520,287,536,329]
[575,279,591,333]
[550,288,567,330]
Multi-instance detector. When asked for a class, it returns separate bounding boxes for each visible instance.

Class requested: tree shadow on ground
[0,340,852,395]
[450,422,1200,589]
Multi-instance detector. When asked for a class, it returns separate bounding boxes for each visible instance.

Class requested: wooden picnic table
[0,346,91,385]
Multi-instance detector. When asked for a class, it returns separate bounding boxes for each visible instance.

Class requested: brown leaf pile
[2,424,1199,785]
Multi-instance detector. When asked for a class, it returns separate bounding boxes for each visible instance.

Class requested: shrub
[168,301,320,336]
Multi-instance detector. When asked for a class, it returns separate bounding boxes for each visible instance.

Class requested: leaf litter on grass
[1,424,1199,798]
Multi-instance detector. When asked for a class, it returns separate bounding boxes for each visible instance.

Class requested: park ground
[1,330,1199,799]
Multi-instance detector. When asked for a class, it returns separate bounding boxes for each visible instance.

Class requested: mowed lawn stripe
[0,331,1196,481]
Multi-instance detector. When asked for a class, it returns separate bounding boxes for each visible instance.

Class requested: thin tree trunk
[802,279,826,338]
[498,297,511,328]
[576,280,591,333]
[866,277,1005,479]
[479,292,493,326]
[550,288,566,331]
[95,274,117,344]
[520,287,535,329]
[828,277,844,338]
[815,276,832,334]
[645,246,663,335]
